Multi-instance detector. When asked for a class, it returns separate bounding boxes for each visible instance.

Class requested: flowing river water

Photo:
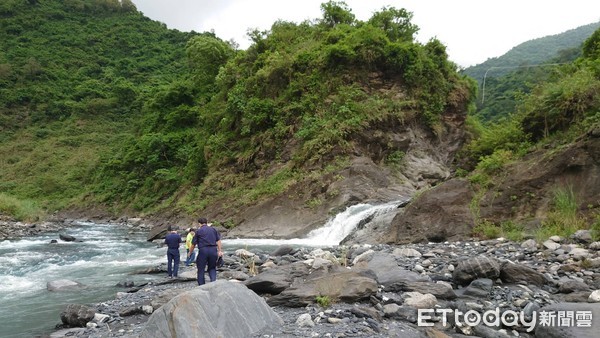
[0,201,401,337]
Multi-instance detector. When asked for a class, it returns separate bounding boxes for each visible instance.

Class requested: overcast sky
[131,0,600,68]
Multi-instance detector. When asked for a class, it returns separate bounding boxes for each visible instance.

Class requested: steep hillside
[0,0,202,216]
[107,3,476,237]
[463,21,600,82]
[1,1,476,239]
[392,28,600,244]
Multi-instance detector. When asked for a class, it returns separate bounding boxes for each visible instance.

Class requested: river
[0,201,401,337]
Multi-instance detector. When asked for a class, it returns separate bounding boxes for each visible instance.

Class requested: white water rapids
[0,201,402,337]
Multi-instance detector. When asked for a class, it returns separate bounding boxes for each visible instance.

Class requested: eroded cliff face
[143,72,474,242]
[393,127,600,244]
[220,108,469,240]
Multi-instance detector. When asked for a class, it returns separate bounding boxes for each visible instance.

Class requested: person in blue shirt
[164,225,182,278]
[187,217,223,285]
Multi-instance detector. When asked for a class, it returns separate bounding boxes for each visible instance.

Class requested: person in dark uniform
[187,217,223,285]
[164,225,182,278]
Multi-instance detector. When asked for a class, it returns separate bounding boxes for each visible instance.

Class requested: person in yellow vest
[184,228,196,266]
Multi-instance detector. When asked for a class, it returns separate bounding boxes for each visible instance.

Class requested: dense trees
[1,0,475,218]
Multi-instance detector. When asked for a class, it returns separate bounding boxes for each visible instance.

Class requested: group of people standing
[163,217,223,285]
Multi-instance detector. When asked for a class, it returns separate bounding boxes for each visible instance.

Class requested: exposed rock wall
[393,130,600,243]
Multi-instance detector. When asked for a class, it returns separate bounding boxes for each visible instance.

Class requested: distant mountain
[462,21,600,82]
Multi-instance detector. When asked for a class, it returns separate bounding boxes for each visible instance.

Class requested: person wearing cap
[164,225,182,278]
[184,227,196,266]
[188,217,223,285]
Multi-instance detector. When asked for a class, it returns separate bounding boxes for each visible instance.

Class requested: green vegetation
[534,186,587,242]
[464,21,599,122]
[0,1,473,220]
[465,25,600,243]
[0,0,201,218]
[0,193,44,221]
[316,295,331,308]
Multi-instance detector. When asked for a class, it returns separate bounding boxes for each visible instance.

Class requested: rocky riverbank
[47,232,600,338]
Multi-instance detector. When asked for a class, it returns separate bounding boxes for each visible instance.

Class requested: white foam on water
[225,200,402,247]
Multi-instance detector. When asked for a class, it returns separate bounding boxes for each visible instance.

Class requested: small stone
[549,236,562,243]
[521,239,537,249]
[447,264,455,272]
[543,240,560,250]
[414,265,424,273]
[296,313,314,327]
[327,317,343,324]
[421,259,432,267]
[589,290,600,302]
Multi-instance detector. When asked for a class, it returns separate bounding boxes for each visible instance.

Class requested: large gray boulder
[268,265,378,307]
[453,256,501,286]
[244,261,309,295]
[500,261,546,286]
[140,281,282,338]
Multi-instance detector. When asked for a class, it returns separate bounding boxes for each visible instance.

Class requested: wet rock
[59,233,76,242]
[270,245,297,256]
[47,279,85,292]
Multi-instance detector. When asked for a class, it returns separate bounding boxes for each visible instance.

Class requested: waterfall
[303,200,401,245]
[223,200,403,247]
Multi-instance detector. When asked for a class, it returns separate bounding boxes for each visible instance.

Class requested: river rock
[47,279,85,291]
[150,288,189,309]
[543,240,561,250]
[403,292,437,309]
[452,256,501,285]
[559,280,591,294]
[245,261,309,295]
[521,239,537,249]
[59,233,76,242]
[270,245,297,256]
[60,304,95,327]
[462,278,493,298]
[353,252,428,286]
[295,313,314,327]
[589,290,600,302]
[267,265,377,307]
[571,230,592,244]
[140,280,283,338]
[392,248,422,258]
[499,261,545,286]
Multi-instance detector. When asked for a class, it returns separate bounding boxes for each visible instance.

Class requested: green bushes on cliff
[0,1,474,218]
